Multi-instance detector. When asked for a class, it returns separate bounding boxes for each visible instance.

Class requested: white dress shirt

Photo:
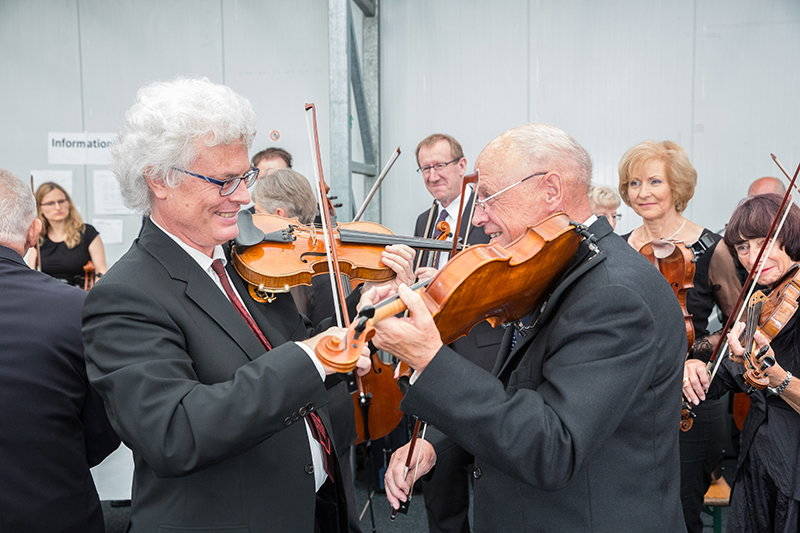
[150,217,328,490]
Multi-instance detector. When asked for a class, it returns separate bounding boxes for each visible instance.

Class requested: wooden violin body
[315,213,583,371]
[638,240,696,350]
[231,213,458,300]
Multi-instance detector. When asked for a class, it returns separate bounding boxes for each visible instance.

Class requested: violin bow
[352,147,402,222]
[304,103,351,328]
[450,172,479,256]
[706,157,800,382]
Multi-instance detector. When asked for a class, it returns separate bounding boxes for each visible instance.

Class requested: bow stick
[353,147,402,222]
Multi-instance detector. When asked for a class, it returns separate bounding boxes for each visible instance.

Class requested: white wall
[380,0,800,236]
[0,0,330,263]
[1,0,799,265]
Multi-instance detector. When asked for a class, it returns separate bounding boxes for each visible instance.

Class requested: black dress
[40,224,99,286]
[625,228,729,533]
[708,303,800,532]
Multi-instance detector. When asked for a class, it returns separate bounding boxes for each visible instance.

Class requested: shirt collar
[582,214,599,227]
[149,216,227,271]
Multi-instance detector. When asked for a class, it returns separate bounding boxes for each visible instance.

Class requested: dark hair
[251,147,292,168]
[724,193,800,261]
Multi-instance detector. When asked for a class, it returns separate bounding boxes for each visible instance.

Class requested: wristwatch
[768,371,793,396]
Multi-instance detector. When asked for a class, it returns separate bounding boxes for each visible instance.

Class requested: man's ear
[24,218,42,252]
[145,167,170,200]
[541,172,564,208]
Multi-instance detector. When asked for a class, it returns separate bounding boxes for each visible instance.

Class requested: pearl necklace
[644,218,687,242]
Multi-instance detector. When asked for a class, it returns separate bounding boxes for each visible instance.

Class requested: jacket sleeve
[82,280,328,477]
[403,283,675,491]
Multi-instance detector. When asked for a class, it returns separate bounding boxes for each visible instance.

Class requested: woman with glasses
[618,140,741,533]
[28,182,107,286]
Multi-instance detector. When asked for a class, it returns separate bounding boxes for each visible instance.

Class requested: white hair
[492,123,593,187]
[112,78,257,213]
[0,169,36,246]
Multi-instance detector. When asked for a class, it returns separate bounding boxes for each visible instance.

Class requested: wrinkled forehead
[475,144,526,193]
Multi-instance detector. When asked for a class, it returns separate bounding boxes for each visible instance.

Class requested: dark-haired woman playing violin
[684,193,800,532]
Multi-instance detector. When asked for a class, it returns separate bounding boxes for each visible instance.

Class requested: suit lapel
[494,218,611,380]
[226,260,290,348]
[139,220,266,361]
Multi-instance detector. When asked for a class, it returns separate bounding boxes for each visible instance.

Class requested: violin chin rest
[235,210,266,246]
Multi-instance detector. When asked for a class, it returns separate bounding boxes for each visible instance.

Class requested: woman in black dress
[29,182,107,286]
[684,193,800,532]
[618,140,741,533]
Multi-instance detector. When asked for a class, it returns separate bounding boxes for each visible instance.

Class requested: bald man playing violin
[361,123,688,532]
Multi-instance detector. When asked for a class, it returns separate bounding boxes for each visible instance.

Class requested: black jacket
[0,245,119,533]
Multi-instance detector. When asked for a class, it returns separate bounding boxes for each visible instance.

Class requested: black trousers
[679,396,728,533]
[422,444,473,533]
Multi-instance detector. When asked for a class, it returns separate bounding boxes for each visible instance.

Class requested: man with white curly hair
[82,78,415,532]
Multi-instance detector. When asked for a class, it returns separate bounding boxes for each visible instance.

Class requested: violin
[231,212,459,303]
[82,261,97,291]
[313,213,585,372]
[733,265,800,391]
[638,240,696,350]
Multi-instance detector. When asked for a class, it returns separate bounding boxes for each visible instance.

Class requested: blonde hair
[618,140,697,213]
[589,184,621,210]
[35,182,84,248]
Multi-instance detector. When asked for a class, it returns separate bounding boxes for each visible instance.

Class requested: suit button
[282,416,292,426]
[304,463,314,475]
[472,466,482,479]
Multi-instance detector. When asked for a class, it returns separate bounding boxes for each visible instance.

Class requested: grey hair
[588,184,621,209]
[0,169,36,246]
[492,123,593,187]
[111,78,257,213]
[252,168,318,224]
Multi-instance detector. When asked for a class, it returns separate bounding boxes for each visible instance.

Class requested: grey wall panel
[223,0,331,181]
[527,0,696,233]
[78,0,225,263]
[0,0,87,212]
[380,0,529,235]
[691,0,800,232]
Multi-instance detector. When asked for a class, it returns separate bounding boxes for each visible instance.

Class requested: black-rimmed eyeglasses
[171,166,260,196]
[417,157,461,176]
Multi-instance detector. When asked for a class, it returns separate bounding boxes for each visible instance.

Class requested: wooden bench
[703,477,731,533]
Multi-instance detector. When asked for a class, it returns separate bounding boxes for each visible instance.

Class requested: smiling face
[734,238,794,287]
[417,139,466,207]
[150,141,251,256]
[626,158,676,221]
[471,146,552,247]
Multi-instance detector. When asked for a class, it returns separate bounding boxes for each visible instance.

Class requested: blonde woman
[28,182,107,285]
[618,140,741,533]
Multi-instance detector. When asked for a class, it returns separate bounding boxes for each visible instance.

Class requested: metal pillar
[329,0,381,222]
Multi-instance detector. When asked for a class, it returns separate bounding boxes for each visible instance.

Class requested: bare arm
[88,235,108,274]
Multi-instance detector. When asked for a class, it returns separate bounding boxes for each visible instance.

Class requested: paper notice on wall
[30,169,73,195]
[48,132,115,165]
[92,218,124,244]
[93,170,133,215]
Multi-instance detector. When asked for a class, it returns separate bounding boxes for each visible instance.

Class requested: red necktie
[210,259,335,480]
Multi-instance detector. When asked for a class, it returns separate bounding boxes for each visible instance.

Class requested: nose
[230,180,252,205]
[472,205,488,227]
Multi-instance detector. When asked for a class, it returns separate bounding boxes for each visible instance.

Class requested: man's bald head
[748,176,785,197]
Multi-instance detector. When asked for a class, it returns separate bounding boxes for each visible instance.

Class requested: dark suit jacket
[402,218,687,532]
[83,220,350,532]
[0,245,119,533]
[414,193,504,372]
